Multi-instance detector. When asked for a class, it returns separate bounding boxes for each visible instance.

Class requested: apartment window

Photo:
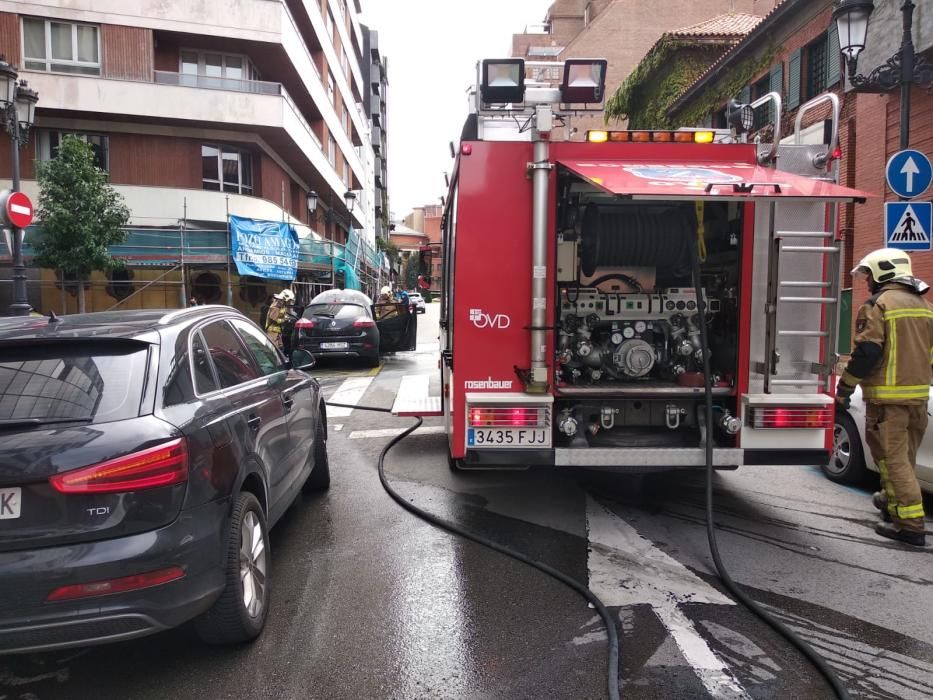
[326,10,335,44]
[342,105,350,136]
[752,75,771,131]
[341,47,350,80]
[179,50,261,89]
[327,71,335,105]
[327,135,337,168]
[23,18,100,75]
[342,160,350,187]
[202,145,253,195]
[805,37,828,100]
[37,131,108,171]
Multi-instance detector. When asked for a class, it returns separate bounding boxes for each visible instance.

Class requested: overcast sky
[360,0,553,220]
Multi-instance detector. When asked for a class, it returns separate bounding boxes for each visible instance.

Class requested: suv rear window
[304,303,368,320]
[0,342,149,425]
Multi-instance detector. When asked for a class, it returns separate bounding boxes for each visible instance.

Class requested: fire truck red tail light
[46,566,186,602]
[748,407,832,429]
[461,143,473,156]
[469,406,547,428]
[49,439,188,494]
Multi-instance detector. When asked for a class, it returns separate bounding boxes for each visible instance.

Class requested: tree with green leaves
[34,135,130,313]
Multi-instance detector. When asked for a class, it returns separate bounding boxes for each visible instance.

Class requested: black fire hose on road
[326,401,621,700]
[687,241,851,700]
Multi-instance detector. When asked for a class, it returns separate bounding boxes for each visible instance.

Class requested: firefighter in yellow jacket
[837,249,932,548]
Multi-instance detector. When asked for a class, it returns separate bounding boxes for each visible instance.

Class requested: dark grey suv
[0,306,328,653]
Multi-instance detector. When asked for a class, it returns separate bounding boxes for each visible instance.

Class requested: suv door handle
[282,396,294,412]
[247,414,262,431]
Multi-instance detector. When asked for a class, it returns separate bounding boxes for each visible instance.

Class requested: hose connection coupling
[718,411,742,436]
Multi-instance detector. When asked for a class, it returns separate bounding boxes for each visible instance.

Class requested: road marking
[327,376,375,417]
[586,496,750,699]
[332,424,343,432]
[349,426,446,439]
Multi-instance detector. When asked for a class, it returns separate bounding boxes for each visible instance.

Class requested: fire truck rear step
[554,448,743,468]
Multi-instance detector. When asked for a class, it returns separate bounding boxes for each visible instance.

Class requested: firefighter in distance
[836,248,932,548]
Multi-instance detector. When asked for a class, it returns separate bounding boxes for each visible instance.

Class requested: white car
[828,385,933,494]
[408,292,426,313]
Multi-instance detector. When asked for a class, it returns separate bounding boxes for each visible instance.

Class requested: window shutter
[788,49,802,109]
[770,63,784,100]
[826,23,841,87]
[739,85,751,104]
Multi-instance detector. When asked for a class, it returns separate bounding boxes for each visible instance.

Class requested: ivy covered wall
[605,40,733,130]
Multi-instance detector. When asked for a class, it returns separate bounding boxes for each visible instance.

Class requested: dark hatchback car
[0,307,328,654]
[293,289,416,366]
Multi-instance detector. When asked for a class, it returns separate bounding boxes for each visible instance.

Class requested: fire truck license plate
[468,428,550,448]
[0,487,21,520]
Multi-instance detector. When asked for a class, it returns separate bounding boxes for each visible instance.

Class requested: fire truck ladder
[761,201,841,393]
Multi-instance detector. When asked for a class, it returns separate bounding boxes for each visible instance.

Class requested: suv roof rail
[158,305,237,325]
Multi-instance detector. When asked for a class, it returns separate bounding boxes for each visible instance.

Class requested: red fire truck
[435,58,871,472]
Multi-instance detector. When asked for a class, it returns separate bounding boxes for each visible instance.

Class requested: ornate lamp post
[833,0,933,149]
[0,56,39,315]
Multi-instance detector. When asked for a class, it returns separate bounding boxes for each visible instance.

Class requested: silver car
[828,385,933,493]
[408,292,427,313]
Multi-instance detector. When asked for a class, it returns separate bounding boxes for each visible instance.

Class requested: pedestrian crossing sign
[884,201,932,251]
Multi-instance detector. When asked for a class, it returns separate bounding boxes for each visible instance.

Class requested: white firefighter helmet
[380,285,392,296]
[851,248,913,284]
[275,289,296,303]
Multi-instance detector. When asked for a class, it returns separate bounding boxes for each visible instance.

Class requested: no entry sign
[1,191,33,229]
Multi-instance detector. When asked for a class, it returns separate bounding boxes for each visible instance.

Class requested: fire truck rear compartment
[554,174,742,450]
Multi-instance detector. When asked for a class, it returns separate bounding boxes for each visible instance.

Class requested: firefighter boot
[874,522,926,548]
[872,492,891,523]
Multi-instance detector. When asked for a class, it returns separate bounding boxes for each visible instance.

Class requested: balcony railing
[154,71,282,95]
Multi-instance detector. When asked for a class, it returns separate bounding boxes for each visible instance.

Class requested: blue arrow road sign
[885,201,932,251]
[886,149,932,199]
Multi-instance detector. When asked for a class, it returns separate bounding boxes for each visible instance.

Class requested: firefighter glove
[835,380,855,409]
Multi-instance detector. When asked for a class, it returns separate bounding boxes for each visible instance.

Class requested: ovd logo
[470,308,511,329]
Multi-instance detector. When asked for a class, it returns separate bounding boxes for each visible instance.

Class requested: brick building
[403,203,443,290]
[511,0,759,137]
[0,0,385,314]
[668,0,933,335]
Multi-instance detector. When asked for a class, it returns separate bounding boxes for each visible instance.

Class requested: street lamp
[306,190,318,216]
[0,56,39,316]
[343,190,356,214]
[833,0,933,149]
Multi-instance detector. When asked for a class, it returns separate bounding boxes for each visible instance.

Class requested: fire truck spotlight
[726,99,755,134]
[560,59,608,104]
[480,59,525,104]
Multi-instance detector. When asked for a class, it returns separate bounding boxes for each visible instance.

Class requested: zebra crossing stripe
[327,376,375,417]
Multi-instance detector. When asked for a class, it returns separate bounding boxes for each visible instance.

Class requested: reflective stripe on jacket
[843,284,933,404]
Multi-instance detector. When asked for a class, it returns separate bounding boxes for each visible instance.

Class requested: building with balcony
[362,24,387,240]
[0,0,387,317]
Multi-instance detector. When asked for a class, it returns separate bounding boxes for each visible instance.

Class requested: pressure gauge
[610,331,624,344]
[622,326,635,339]
[634,321,647,334]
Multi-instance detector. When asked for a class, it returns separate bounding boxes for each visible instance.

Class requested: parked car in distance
[828,385,932,494]
[408,292,426,314]
[293,289,417,367]
[0,307,329,654]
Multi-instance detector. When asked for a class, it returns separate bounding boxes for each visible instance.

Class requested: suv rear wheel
[196,491,269,644]
[304,414,331,491]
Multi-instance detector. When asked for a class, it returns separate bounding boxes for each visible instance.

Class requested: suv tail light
[295,318,315,330]
[46,566,185,602]
[747,407,832,429]
[353,318,376,328]
[50,439,188,494]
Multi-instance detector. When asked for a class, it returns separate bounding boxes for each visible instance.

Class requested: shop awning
[558,160,872,202]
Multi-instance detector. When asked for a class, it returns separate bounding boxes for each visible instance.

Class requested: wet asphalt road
[2,304,932,700]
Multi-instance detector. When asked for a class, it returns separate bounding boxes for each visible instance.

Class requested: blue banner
[229,215,300,281]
